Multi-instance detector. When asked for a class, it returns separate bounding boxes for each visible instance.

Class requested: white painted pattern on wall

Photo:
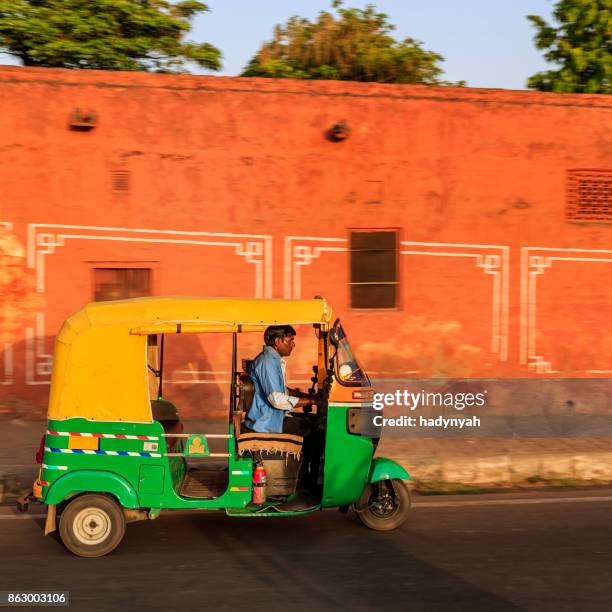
[8,223,609,384]
[399,242,510,362]
[284,236,348,300]
[284,236,510,362]
[25,224,273,385]
[520,247,612,374]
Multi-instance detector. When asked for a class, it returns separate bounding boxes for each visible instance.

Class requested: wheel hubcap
[369,484,400,518]
[73,507,111,545]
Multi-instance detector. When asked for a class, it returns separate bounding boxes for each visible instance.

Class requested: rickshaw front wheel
[59,494,126,557]
[354,479,410,531]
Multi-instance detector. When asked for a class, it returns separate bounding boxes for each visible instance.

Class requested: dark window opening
[93,268,151,302]
[567,169,611,222]
[349,230,398,309]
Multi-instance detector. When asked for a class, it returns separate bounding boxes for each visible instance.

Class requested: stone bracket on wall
[25,223,273,386]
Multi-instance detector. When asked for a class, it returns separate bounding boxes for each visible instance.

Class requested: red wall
[0,67,610,416]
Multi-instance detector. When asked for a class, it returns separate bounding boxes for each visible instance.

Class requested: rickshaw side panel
[41,417,254,510]
[42,418,166,508]
[322,405,374,507]
[45,470,140,508]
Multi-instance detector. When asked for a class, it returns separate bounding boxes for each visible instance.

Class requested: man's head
[264,325,297,357]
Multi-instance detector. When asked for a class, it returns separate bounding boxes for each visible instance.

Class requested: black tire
[58,494,126,557]
[354,479,411,531]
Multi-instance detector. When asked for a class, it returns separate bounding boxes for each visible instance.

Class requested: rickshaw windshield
[329,320,369,386]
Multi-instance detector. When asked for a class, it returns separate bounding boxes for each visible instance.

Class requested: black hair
[264,325,297,347]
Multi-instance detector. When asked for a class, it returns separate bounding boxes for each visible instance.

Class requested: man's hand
[287,387,311,400]
[291,391,324,413]
[293,397,313,409]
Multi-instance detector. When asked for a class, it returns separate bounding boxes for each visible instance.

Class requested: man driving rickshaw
[245,324,317,436]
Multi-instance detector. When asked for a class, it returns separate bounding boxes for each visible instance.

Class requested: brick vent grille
[112,170,130,192]
[567,169,612,221]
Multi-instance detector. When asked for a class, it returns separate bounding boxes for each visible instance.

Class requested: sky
[196,0,556,89]
[0,0,557,90]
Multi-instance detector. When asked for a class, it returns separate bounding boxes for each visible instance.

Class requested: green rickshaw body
[321,406,374,507]
[41,418,253,510]
[321,407,412,508]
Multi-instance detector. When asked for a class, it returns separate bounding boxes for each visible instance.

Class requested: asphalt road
[1,489,612,611]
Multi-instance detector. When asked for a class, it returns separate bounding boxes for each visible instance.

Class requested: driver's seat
[233,373,254,435]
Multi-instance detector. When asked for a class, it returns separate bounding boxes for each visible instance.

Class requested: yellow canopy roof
[48,297,334,422]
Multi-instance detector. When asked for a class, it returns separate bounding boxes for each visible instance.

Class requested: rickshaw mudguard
[44,470,139,508]
[368,457,411,483]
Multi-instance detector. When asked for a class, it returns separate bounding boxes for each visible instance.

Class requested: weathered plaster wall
[0,67,610,415]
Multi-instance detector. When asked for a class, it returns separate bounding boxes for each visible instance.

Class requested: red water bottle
[252,463,267,504]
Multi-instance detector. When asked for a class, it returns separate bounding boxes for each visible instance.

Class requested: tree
[0,0,221,72]
[241,1,455,86]
[527,0,611,93]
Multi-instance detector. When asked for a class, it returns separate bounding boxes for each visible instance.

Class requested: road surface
[1,489,611,611]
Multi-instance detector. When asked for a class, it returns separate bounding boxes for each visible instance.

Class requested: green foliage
[241,1,456,86]
[0,0,221,72]
[527,0,611,93]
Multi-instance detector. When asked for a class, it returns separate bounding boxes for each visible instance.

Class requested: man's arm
[267,391,299,411]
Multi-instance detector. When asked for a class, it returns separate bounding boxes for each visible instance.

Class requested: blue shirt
[246,346,295,433]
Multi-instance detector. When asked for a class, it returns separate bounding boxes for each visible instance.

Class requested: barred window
[93,268,151,302]
[567,169,612,222]
[349,230,398,309]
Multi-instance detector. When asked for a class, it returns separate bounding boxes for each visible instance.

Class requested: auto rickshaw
[20,297,411,557]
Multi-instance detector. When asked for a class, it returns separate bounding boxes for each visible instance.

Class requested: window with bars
[567,169,612,222]
[93,268,151,302]
[349,230,398,309]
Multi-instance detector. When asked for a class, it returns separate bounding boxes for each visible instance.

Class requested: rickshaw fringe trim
[47,430,158,441]
[236,433,303,461]
[238,448,302,461]
[45,447,162,458]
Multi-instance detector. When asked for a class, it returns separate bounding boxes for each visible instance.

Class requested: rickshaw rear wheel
[354,479,410,531]
[59,494,126,557]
